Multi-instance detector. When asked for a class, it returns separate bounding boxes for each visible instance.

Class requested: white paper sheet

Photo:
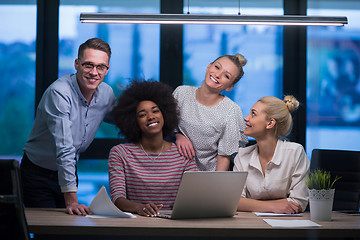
[254,212,302,217]
[263,219,321,227]
[87,186,136,218]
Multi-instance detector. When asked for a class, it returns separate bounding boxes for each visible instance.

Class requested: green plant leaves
[306,169,341,190]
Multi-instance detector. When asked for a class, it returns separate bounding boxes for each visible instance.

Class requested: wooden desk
[25,208,360,240]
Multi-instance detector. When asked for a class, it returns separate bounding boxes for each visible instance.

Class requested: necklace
[139,142,165,163]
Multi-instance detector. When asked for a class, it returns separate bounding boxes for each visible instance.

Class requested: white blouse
[173,85,247,171]
[233,139,310,211]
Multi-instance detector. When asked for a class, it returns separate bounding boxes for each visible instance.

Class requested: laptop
[158,171,248,219]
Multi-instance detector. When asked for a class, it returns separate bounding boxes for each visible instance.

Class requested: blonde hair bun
[283,95,299,113]
[235,53,247,67]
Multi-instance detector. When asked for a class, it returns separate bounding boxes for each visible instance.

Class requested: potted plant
[306,169,341,221]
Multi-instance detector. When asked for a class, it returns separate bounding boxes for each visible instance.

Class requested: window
[307,0,360,156]
[183,0,283,119]
[59,0,160,205]
[0,2,36,160]
[60,0,160,139]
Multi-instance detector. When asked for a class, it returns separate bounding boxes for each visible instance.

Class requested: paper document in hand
[89,186,136,218]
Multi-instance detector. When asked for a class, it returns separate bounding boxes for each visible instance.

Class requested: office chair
[310,149,360,211]
[0,159,30,240]
[79,138,124,160]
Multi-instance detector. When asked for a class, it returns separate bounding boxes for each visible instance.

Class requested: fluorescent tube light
[80,13,348,26]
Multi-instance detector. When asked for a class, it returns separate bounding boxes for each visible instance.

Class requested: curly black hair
[112,80,179,143]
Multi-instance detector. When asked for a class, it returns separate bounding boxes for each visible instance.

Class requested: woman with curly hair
[108,80,198,217]
[234,96,310,214]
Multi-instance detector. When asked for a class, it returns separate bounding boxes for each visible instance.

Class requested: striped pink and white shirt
[108,143,198,210]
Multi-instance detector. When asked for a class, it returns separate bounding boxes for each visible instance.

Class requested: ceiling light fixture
[80,13,348,26]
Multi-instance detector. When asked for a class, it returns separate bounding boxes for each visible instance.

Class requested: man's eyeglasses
[79,60,109,74]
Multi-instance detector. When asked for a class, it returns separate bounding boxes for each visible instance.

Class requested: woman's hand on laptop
[139,203,163,217]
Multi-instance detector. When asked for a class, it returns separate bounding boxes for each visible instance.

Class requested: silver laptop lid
[170,171,247,219]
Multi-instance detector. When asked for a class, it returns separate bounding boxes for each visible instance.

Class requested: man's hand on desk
[64,192,92,215]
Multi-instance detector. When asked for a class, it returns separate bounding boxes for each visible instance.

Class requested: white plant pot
[309,189,335,221]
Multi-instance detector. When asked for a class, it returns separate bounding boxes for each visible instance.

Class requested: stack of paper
[253,212,321,228]
[263,219,321,227]
[253,212,302,217]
